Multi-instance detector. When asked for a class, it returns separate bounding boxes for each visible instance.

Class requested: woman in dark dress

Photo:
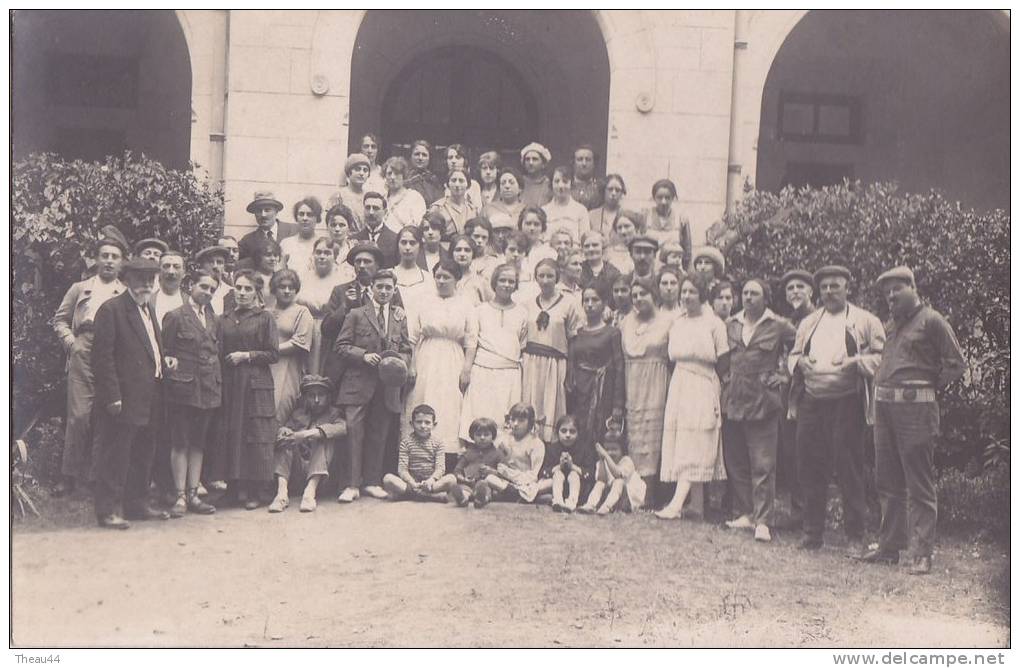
[566,287,626,447]
[219,269,279,509]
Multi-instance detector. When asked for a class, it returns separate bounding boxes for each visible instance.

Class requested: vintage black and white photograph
[9,8,1011,652]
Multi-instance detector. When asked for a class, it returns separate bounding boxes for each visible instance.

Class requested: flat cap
[813,265,852,285]
[133,237,169,255]
[378,350,408,387]
[299,374,334,394]
[780,268,814,287]
[876,265,915,287]
[627,234,659,251]
[121,258,160,275]
[195,245,231,264]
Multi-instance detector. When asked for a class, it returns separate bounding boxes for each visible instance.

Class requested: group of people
[51,136,966,577]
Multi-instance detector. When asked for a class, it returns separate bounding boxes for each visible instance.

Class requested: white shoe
[208,480,228,492]
[337,487,360,503]
[300,495,317,512]
[754,524,772,542]
[195,484,209,497]
[362,485,389,499]
[725,515,754,530]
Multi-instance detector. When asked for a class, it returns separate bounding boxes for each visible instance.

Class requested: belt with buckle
[875,386,935,403]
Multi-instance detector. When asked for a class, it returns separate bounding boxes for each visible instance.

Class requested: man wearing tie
[91,258,172,528]
[353,192,398,268]
[333,269,412,503]
[237,191,299,265]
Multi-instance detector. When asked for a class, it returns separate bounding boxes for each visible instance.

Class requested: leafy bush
[709,181,1009,469]
[12,152,224,433]
[936,465,1010,543]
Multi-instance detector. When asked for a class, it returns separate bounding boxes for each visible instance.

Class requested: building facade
[12,10,1010,243]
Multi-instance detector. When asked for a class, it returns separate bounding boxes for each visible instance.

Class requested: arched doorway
[12,10,192,169]
[755,10,1009,211]
[349,10,610,174]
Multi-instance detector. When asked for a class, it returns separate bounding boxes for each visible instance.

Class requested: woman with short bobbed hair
[405,139,443,206]
[542,165,590,242]
[657,273,729,519]
[430,167,479,239]
[477,151,502,207]
[449,233,490,306]
[268,269,314,424]
[578,230,621,305]
[464,216,501,284]
[444,143,483,206]
[589,173,627,239]
[253,240,283,310]
[458,264,530,443]
[382,156,426,233]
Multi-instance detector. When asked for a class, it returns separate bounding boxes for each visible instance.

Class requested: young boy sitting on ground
[485,403,546,502]
[448,417,505,508]
[271,375,347,513]
[578,420,645,515]
[382,404,457,501]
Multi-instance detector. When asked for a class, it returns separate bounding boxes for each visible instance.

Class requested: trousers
[796,392,867,541]
[340,392,394,489]
[874,400,940,558]
[722,416,779,526]
[92,410,159,518]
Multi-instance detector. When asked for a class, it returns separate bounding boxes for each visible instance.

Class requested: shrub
[12,152,224,434]
[708,181,1009,469]
[936,465,1010,543]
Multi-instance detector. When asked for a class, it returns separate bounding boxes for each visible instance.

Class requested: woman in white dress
[459,264,529,442]
[296,236,348,373]
[657,273,729,520]
[542,165,590,242]
[449,233,490,306]
[404,258,479,468]
[392,225,436,329]
[382,156,427,233]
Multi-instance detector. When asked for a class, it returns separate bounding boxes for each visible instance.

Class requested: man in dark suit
[237,191,299,264]
[352,192,398,268]
[333,269,411,503]
[91,259,171,528]
[320,242,403,382]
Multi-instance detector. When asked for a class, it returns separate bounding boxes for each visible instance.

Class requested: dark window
[46,53,139,109]
[780,161,855,190]
[778,91,862,144]
[53,127,127,162]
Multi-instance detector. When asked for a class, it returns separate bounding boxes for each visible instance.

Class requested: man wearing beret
[788,265,885,556]
[859,266,965,574]
[50,237,127,497]
[333,269,412,503]
[91,258,173,528]
[237,191,299,264]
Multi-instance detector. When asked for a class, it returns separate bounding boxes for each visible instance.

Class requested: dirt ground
[11,491,1009,648]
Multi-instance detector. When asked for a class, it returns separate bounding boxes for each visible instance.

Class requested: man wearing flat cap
[333,269,412,504]
[195,245,235,316]
[133,237,169,263]
[788,264,885,556]
[269,375,346,513]
[50,236,127,496]
[859,266,965,575]
[237,191,299,264]
[625,234,660,284]
[91,258,173,528]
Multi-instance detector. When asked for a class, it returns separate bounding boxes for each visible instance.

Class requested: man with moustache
[152,250,186,325]
[91,258,173,528]
[352,192,399,268]
[859,266,964,575]
[237,191,299,264]
[196,245,234,316]
[788,265,885,557]
[51,236,128,497]
[217,235,240,286]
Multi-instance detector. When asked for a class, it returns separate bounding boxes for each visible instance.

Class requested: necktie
[377,303,385,332]
[266,229,274,242]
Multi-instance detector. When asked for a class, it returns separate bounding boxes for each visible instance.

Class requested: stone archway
[754,10,1009,210]
[12,10,193,169]
[347,10,611,170]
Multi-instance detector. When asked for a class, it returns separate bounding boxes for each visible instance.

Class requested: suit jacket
[320,279,403,381]
[415,245,451,271]
[238,222,300,262]
[161,298,222,410]
[92,291,165,426]
[723,309,797,421]
[334,302,411,413]
[52,275,125,349]
[353,225,399,268]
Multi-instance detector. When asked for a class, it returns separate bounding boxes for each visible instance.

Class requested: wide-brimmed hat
[627,234,659,252]
[378,350,408,387]
[345,242,384,267]
[121,258,160,276]
[691,246,726,273]
[813,264,852,286]
[299,374,335,394]
[780,269,813,287]
[195,245,231,265]
[876,265,915,288]
[133,237,169,256]
[246,190,284,214]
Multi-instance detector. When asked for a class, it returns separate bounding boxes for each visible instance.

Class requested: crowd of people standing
[51,135,966,576]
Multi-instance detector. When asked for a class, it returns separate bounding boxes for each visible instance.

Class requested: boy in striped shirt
[382,404,457,501]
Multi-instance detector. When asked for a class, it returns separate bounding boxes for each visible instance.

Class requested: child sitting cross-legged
[382,404,457,502]
[485,403,546,502]
[578,419,646,515]
[448,417,505,508]
[535,414,595,513]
